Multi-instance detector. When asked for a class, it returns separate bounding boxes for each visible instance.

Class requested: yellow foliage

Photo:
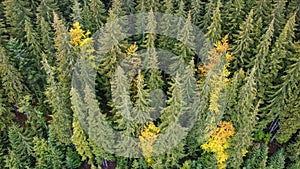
[69,22,91,46]
[126,42,138,56]
[242,148,248,157]
[138,122,160,166]
[215,34,231,53]
[207,35,233,117]
[201,121,235,169]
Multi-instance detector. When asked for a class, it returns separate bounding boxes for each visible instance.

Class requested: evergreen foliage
[0,0,298,168]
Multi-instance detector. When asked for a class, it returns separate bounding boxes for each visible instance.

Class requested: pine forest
[0,0,299,168]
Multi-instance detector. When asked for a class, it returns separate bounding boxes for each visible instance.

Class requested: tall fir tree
[266,149,285,169]
[232,9,255,71]
[45,12,74,145]
[222,0,246,40]
[5,125,34,168]
[205,0,222,44]
[200,0,215,32]
[242,144,269,169]
[0,46,26,104]
[227,68,259,168]
[190,0,205,27]
[175,12,196,63]
[270,0,288,36]
[2,0,33,39]
[253,0,272,26]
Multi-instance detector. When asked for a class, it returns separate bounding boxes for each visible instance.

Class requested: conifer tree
[270,0,288,36]
[257,14,297,132]
[161,0,174,14]
[253,19,274,106]
[222,0,246,39]
[45,12,73,145]
[143,9,164,119]
[144,0,160,12]
[155,73,186,169]
[123,0,136,14]
[253,0,272,26]
[71,0,82,22]
[232,9,255,71]
[242,144,268,169]
[5,125,34,168]
[175,0,186,29]
[39,16,55,57]
[36,0,58,24]
[0,131,8,167]
[132,70,152,122]
[65,147,82,169]
[253,17,263,48]
[200,0,215,32]
[0,89,13,133]
[0,17,7,45]
[89,0,106,30]
[97,8,126,78]
[205,0,222,44]
[175,12,195,63]
[32,137,53,169]
[24,17,44,85]
[285,133,300,168]
[2,0,32,39]
[158,0,175,50]
[227,68,259,168]
[111,0,126,17]
[266,149,285,169]
[71,116,93,164]
[190,0,205,27]
[0,46,26,104]
[268,43,300,143]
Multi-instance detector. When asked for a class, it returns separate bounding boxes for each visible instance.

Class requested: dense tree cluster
[0,0,299,168]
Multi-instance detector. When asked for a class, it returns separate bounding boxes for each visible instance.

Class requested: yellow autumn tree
[138,122,160,166]
[203,35,234,135]
[201,121,235,169]
[69,22,91,46]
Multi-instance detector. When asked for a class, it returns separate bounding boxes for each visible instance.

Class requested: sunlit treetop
[69,22,91,46]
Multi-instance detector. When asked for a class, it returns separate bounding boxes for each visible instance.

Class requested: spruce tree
[5,125,34,168]
[242,144,268,169]
[0,46,26,104]
[143,9,164,118]
[158,0,175,50]
[253,19,274,107]
[232,9,255,71]
[175,12,195,63]
[257,14,297,133]
[200,0,215,32]
[32,137,53,169]
[38,16,55,57]
[132,70,152,123]
[2,0,32,39]
[155,73,186,169]
[24,17,44,89]
[89,0,107,30]
[45,12,73,145]
[36,0,58,24]
[71,0,82,22]
[0,17,7,45]
[71,116,93,163]
[253,0,272,26]
[222,0,246,39]
[266,149,285,169]
[190,0,205,27]
[227,68,259,168]
[270,0,288,36]
[205,0,222,44]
